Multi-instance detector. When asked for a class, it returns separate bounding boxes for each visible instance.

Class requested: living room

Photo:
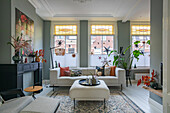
[0,0,170,113]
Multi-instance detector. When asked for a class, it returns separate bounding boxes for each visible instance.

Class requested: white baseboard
[131,80,137,83]
[148,97,163,112]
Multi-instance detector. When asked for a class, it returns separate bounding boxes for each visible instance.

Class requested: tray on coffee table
[79,79,100,86]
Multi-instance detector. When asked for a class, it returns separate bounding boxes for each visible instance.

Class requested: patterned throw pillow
[105,67,111,76]
[71,70,82,76]
[96,66,105,76]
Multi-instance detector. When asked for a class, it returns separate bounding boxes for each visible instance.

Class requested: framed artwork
[15,8,34,55]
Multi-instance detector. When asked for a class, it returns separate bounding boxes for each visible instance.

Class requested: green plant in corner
[108,41,144,70]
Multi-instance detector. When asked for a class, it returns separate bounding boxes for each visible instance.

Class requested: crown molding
[40,0,55,17]
[54,14,114,17]
[28,0,42,9]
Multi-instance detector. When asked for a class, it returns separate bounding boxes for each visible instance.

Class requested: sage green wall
[0,0,43,64]
[117,21,130,67]
[43,21,51,80]
[11,0,43,51]
[0,0,11,64]
[150,0,163,80]
[150,0,163,104]
[80,20,88,67]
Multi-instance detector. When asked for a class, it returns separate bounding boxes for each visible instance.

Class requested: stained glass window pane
[131,25,150,35]
[66,36,77,54]
[103,36,114,55]
[54,25,77,35]
[91,25,114,35]
[91,36,102,54]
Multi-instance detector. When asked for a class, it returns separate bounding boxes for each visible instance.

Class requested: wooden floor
[36,83,163,113]
[122,84,163,113]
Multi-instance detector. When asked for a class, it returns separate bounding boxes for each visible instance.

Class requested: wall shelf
[142,86,163,97]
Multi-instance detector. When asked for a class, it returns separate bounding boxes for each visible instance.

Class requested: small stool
[24,86,43,99]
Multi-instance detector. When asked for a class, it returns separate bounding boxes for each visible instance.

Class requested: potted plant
[108,41,145,86]
[137,70,160,89]
[109,41,143,70]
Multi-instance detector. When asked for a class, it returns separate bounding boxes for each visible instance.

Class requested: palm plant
[108,41,144,70]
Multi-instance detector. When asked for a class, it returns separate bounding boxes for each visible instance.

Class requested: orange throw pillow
[110,66,116,76]
[60,67,69,77]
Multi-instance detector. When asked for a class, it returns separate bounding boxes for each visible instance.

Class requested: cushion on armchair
[0,96,33,113]
[20,96,60,113]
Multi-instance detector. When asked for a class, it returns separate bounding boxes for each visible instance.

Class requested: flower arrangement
[137,70,157,87]
[7,33,32,63]
[7,33,32,54]
[35,49,47,63]
[98,56,111,66]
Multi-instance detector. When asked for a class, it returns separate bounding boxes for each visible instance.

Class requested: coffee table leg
[74,98,75,109]
[104,98,105,109]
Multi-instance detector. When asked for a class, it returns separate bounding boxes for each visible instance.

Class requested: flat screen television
[160,63,163,86]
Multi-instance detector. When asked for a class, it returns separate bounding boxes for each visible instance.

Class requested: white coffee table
[69,80,110,109]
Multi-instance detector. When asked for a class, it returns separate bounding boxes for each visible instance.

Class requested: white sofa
[50,67,126,88]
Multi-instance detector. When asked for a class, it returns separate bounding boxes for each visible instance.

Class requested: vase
[35,56,40,62]
[12,51,20,64]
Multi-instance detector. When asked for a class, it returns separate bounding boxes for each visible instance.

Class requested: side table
[24,86,43,99]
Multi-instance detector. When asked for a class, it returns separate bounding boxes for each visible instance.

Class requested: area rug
[46,87,145,113]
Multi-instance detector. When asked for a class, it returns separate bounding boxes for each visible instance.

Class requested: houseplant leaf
[134,41,140,45]
[108,50,117,57]
[7,42,15,48]
[113,55,119,66]
[147,40,150,45]
[123,45,131,54]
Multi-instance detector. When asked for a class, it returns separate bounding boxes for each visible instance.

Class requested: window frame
[88,22,117,67]
[130,22,150,67]
[51,22,80,67]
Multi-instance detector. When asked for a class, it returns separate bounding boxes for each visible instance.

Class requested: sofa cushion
[58,76,86,80]
[20,96,60,113]
[96,66,105,76]
[110,66,116,76]
[98,76,118,79]
[64,70,71,76]
[71,70,82,76]
[105,67,111,76]
[60,67,69,77]
[0,96,33,113]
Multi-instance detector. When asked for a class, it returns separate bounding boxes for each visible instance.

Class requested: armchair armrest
[50,68,60,85]
[0,88,25,101]
[115,68,126,87]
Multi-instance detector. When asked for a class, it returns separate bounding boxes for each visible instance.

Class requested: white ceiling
[28,0,150,22]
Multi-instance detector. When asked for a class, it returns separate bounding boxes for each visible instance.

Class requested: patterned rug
[46,87,145,113]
